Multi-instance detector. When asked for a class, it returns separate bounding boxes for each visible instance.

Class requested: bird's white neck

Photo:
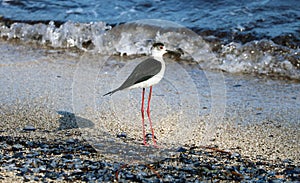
[152,55,164,62]
[151,51,165,62]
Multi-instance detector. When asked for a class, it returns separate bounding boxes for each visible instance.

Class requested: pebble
[23,125,36,131]
[0,136,299,182]
[12,144,23,150]
[145,133,156,139]
[177,147,187,152]
[117,132,127,138]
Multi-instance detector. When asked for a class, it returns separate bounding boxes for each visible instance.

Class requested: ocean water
[0,0,299,80]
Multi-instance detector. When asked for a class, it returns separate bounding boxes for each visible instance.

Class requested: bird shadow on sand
[55,111,178,162]
[56,111,95,131]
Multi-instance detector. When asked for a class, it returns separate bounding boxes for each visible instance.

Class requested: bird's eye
[159,46,164,49]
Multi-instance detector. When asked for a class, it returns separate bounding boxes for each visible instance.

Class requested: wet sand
[0,40,299,167]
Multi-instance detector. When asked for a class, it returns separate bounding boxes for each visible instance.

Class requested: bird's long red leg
[147,86,158,147]
[141,88,148,146]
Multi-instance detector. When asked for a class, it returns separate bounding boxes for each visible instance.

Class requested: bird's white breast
[128,57,166,89]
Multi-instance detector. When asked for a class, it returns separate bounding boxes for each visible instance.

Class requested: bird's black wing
[103,58,162,96]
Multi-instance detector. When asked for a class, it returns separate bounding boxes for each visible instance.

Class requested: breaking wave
[0,19,299,80]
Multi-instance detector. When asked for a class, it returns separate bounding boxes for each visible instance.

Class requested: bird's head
[151,42,169,58]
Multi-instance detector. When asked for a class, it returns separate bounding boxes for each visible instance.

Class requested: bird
[104,42,172,147]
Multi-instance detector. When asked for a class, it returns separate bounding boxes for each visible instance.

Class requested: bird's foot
[142,141,150,146]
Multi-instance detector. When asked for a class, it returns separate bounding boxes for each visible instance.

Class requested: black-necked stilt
[104,42,172,147]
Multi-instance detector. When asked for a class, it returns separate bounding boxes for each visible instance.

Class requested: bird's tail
[103,88,119,96]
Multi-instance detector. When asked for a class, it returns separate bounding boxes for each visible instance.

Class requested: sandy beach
[0,40,299,181]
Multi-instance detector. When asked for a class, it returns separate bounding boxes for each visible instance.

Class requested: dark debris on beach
[0,134,299,182]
